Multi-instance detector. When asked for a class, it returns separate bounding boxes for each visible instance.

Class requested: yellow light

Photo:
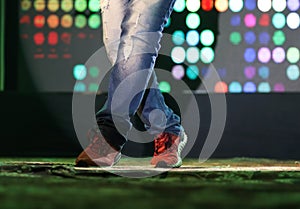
[215,0,228,12]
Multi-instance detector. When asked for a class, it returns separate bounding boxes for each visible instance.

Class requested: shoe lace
[154,133,176,156]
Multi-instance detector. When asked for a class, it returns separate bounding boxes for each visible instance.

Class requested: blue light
[186,30,199,46]
[243,82,256,93]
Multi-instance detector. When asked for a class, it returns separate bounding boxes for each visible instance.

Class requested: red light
[48,32,58,45]
[202,0,213,11]
[34,15,45,28]
[61,33,71,44]
[259,14,270,27]
[20,15,31,24]
[34,33,45,45]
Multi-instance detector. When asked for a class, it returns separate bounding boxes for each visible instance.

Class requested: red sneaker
[75,128,121,167]
[151,130,187,168]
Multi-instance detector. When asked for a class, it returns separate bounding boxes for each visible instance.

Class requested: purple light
[244,13,257,28]
[287,0,300,11]
[172,65,185,80]
[272,47,286,63]
[258,47,271,63]
[244,66,256,79]
[274,83,285,92]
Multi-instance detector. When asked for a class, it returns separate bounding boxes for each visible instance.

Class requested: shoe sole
[156,131,188,168]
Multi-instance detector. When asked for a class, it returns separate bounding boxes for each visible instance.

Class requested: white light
[272,0,287,12]
[287,12,300,29]
[171,47,186,64]
[258,0,272,12]
[229,0,244,12]
[186,0,201,12]
[186,47,200,63]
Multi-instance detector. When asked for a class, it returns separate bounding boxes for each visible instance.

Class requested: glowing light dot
[272,47,286,63]
[186,30,199,46]
[172,65,185,80]
[229,81,242,93]
[186,13,201,29]
[258,47,271,63]
[229,0,244,12]
[172,30,185,45]
[287,65,300,80]
[287,12,300,30]
[272,13,286,29]
[215,0,229,12]
[186,47,200,63]
[173,0,186,12]
[200,29,215,46]
[171,47,186,64]
[159,81,171,93]
[272,0,287,12]
[215,82,228,93]
[258,82,271,93]
[186,0,200,12]
[258,0,272,12]
[287,0,300,11]
[200,47,214,63]
[186,65,199,80]
[73,65,87,80]
[287,47,300,64]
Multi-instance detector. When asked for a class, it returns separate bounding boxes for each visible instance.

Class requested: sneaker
[150,129,188,168]
[75,128,121,167]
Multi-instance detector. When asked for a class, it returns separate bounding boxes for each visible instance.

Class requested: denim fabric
[96,0,182,150]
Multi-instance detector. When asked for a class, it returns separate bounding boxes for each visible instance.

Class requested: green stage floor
[0,158,300,209]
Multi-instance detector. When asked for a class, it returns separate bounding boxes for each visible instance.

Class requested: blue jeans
[96,0,181,150]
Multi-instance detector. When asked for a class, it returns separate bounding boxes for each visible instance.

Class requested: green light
[89,66,100,78]
[200,47,215,63]
[75,15,87,28]
[159,81,171,93]
[173,0,186,12]
[89,0,100,12]
[201,29,215,46]
[186,13,200,29]
[272,30,286,46]
[75,0,87,12]
[287,47,300,64]
[172,30,185,45]
[88,14,101,29]
[230,32,242,45]
[89,83,99,92]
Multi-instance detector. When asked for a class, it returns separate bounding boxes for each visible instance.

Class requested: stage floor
[0,158,300,209]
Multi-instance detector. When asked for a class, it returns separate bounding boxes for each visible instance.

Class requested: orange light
[47,14,59,29]
[61,14,73,28]
[215,81,228,93]
[215,0,228,12]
